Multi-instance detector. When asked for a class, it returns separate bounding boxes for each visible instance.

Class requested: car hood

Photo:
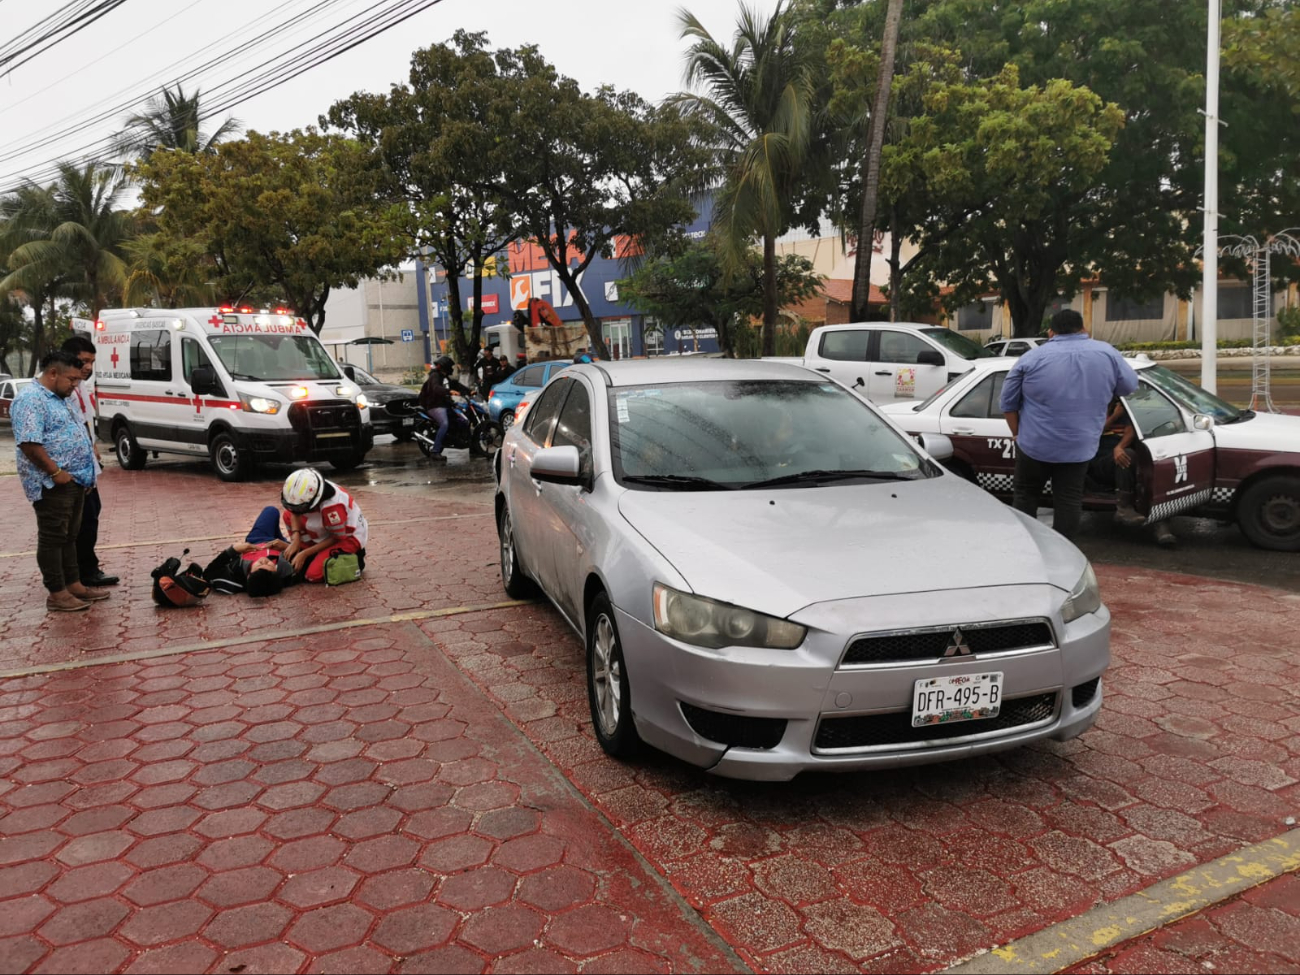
[617,476,1082,618]
[1212,409,1300,453]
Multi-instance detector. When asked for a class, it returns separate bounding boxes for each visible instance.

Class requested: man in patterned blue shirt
[11,350,109,612]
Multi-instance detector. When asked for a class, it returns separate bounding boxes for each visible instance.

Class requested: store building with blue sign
[421,200,721,360]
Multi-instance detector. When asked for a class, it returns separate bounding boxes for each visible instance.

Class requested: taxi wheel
[498,507,537,599]
[586,592,640,759]
[1237,475,1300,552]
[210,432,253,482]
[114,424,147,471]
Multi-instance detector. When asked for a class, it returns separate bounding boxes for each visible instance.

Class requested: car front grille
[680,703,787,750]
[288,400,361,434]
[841,620,1054,667]
[813,693,1058,753]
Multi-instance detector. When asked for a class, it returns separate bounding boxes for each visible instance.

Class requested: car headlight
[1061,563,1101,623]
[239,393,280,415]
[355,394,369,410]
[652,583,806,650]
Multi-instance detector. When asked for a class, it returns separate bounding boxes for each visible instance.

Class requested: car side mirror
[532,445,586,487]
[916,349,945,368]
[1193,413,1215,431]
[190,366,221,396]
[918,432,954,461]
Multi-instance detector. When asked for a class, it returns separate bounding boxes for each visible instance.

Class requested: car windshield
[921,328,994,359]
[1140,365,1243,423]
[609,379,934,489]
[351,366,378,385]
[207,335,341,382]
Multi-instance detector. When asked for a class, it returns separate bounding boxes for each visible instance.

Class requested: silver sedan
[493,359,1109,781]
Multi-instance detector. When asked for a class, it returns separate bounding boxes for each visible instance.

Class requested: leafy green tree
[114,84,241,160]
[672,2,815,356]
[0,160,132,354]
[487,47,706,360]
[122,232,215,307]
[326,31,521,367]
[133,129,405,332]
[0,294,30,376]
[620,239,822,356]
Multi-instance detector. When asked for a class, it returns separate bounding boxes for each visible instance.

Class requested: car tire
[393,430,415,443]
[586,591,640,759]
[498,507,538,599]
[330,451,365,473]
[500,410,515,432]
[944,458,977,483]
[1236,475,1300,552]
[210,432,253,482]
[114,423,147,471]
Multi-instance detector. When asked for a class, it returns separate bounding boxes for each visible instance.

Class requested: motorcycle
[400,397,503,459]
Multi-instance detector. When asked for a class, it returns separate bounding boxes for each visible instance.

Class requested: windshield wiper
[743,469,924,489]
[621,474,735,491]
[1224,409,1254,424]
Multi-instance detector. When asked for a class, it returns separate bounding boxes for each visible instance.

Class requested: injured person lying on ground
[203,505,300,598]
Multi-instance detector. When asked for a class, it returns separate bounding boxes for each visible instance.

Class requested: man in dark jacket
[418,356,473,462]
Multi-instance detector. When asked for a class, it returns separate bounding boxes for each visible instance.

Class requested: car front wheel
[1237,475,1300,551]
[498,508,537,599]
[500,410,515,432]
[586,592,640,759]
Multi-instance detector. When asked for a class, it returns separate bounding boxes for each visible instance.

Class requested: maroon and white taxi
[881,357,1300,551]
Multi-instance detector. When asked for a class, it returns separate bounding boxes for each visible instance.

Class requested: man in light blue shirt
[999,309,1138,540]
[12,351,107,612]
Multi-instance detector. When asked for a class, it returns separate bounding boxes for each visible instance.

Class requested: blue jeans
[430,407,450,454]
[246,506,286,545]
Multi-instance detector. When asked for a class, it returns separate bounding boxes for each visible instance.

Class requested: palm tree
[0,181,64,360]
[0,161,133,321]
[114,84,241,160]
[672,2,814,356]
[122,232,215,307]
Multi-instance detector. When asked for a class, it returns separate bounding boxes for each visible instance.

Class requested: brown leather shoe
[67,585,110,602]
[47,591,90,612]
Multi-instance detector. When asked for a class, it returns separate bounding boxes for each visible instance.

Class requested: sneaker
[47,591,90,613]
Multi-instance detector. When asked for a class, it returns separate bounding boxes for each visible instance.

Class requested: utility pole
[1201,0,1222,393]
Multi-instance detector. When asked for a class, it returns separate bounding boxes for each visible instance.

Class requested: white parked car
[882,357,1300,551]
[493,359,1110,781]
[984,337,1047,357]
[767,321,995,404]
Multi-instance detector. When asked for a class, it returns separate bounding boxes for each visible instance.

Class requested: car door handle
[874,371,891,376]
[815,367,831,373]
[951,426,975,435]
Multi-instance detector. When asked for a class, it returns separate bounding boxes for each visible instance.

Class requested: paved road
[0,440,1296,974]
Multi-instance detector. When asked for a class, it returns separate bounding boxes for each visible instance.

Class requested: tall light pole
[1201,0,1222,393]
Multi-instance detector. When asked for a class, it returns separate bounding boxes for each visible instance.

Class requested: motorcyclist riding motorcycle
[418,355,473,462]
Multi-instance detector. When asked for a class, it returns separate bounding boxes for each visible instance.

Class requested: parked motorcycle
[402,397,503,458]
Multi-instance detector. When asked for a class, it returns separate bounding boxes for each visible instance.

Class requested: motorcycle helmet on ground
[151,549,211,608]
[282,468,326,514]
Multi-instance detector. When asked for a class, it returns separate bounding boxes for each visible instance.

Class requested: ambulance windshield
[207,335,341,382]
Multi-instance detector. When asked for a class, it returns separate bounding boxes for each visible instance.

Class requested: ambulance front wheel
[210,432,254,482]
[114,424,147,471]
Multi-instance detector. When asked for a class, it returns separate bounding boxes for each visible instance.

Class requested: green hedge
[1116,337,1300,351]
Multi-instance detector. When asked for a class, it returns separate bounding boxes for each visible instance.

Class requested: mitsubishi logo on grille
[943,627,972,657]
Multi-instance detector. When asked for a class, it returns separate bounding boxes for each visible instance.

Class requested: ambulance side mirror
[190,366,220,396]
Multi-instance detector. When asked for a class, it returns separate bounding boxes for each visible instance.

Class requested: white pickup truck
[770,321,996,404]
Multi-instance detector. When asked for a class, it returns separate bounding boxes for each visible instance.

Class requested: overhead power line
[0,0,450,194]
[0,0,134,79]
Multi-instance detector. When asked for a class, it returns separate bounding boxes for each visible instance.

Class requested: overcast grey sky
[0,0,780,193]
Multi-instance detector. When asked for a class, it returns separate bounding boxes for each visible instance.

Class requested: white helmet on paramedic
[282,468,325,514]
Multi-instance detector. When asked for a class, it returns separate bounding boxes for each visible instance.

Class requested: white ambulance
[84,307,373,481]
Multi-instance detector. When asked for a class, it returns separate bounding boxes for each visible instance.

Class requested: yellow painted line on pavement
[0,597,534,680]
[945,828,1300,974]
[0,511,493,560]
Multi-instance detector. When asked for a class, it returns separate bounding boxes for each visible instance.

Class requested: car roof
[581,358,828,388]
[963,353,1154,375]
[817,321,932,333]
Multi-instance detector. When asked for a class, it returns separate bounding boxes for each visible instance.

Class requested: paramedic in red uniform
[279,468,368,583]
